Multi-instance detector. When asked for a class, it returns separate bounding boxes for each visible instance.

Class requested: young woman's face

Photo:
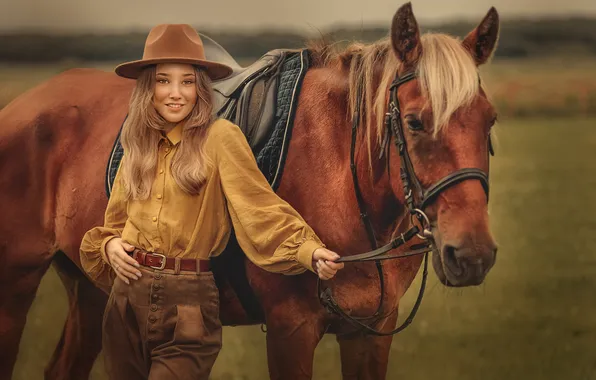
[153,63,198,124]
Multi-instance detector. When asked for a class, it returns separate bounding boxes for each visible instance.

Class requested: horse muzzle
[432,236,497,287]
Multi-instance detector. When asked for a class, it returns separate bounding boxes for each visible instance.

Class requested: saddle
[201,33,289,158]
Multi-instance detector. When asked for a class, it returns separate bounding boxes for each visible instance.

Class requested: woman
[80,24,343,380]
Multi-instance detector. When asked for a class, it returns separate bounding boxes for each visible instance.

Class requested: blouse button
[164,147,171,153]
[152,216,157,222]
[159,169,164,174]
[156,194,162,200]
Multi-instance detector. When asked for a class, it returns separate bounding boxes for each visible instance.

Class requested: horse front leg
[248,264,326,380]
[336,311,399,380]
[44,253,107,380]
[265,302,327,380]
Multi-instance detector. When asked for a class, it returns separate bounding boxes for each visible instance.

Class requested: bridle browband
[318,70,493,336]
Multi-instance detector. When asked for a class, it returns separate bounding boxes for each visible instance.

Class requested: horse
[0,3,499,379]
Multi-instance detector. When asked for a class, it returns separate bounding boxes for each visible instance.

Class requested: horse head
[386,3,500,287]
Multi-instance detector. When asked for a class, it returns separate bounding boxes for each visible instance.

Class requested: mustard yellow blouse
[80,119,324,290]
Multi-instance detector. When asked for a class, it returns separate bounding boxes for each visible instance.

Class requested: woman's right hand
[105,238,141,284]
[312,248,344,280]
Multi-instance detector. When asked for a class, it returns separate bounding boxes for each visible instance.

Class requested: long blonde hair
[120,65,214,200]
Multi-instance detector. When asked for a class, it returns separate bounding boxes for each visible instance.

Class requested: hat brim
[115,57,233,81]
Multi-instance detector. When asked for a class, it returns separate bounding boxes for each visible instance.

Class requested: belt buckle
[148,253,167,270]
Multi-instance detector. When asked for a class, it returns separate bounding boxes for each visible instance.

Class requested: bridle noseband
[318,70,493,336]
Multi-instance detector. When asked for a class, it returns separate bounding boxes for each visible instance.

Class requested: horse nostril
[442,245,463,276]
[443,244,456,262]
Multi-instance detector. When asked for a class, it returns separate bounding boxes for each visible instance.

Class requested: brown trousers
[102,266,222,380]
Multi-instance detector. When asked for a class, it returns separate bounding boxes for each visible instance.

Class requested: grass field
[479,58,596,117]
[4,58,596,379]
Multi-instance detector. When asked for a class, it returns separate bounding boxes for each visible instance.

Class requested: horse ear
[390,2,422,70]
[462,7,500,66]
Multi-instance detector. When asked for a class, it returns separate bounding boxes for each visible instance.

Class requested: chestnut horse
[0,3,499,379]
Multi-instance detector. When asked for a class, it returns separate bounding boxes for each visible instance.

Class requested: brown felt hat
[115,24,233,80]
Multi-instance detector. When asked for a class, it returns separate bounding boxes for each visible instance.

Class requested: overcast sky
[1,0,594,33]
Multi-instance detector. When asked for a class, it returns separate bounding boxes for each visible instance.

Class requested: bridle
[318,71,494,336]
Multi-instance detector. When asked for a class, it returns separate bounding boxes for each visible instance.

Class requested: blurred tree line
[0,18,594,62]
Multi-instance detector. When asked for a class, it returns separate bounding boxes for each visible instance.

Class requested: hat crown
[142,24,206,61]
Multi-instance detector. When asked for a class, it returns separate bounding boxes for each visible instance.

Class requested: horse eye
[489,115,498,128]
[406,118,424,131]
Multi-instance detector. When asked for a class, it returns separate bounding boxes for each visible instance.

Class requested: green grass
[12,117,596,379]
[479,57,596,117]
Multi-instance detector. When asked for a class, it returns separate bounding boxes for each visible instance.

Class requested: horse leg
[336,312,399,380]
[265,307,326,380]
[0,249,53,380]
[44,253,107,380]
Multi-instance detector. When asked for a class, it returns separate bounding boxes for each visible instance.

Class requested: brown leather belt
[132,249,210,273]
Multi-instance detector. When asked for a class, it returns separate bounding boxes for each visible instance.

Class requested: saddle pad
[255,49,309,191]
[105,49,310,197]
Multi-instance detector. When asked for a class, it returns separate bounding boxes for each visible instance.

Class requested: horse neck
[352,106,406,246]
[350,53,408,246]
[339,57,408,246]
[276,63,399,254]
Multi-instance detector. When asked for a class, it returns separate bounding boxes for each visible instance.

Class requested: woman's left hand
[312,248,344,280]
